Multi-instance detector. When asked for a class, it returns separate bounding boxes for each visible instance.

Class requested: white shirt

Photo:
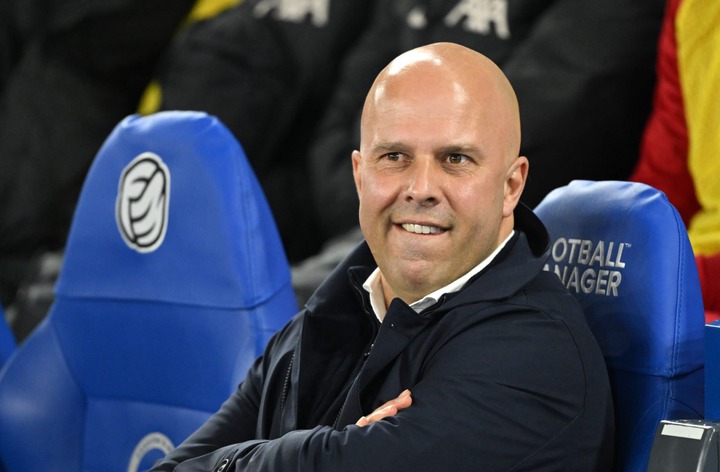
[362,231,515,322]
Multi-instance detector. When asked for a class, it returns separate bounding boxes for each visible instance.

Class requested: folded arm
[170,311,598,472]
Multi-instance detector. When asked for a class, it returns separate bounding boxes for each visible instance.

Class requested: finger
[356,407,395,427]
[355,390,413,427]
[376,389,412,412]
[394,389,412,409]
[363,405,398,425]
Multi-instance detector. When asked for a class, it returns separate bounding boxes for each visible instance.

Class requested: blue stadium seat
[706,321,720,420]
[535,180,705,472]
[0,111,298,472]
[0,304,15,368]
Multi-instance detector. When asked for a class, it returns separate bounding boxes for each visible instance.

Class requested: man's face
[353,65,522,303]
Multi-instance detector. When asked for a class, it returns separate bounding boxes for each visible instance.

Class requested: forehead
[368,58,506,128]
[375,61,473,110]
[361,58,518,157]
[364,78,498,150]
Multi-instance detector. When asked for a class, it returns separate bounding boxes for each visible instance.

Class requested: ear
[352,150,363,196]
[503,156,529,217]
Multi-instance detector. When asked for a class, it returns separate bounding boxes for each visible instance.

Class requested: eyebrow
[369,141,410,155]
[436,144,484,157]
[369,141,485,157]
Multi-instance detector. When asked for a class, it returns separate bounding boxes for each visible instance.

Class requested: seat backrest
[0,111,298,472]
[0,304,15,368]
[534,180,705,472]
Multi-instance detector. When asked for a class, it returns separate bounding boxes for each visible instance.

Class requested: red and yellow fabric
[632,0,720,321]
[677,0,720,256]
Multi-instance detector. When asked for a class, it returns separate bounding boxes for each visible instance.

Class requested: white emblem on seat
[127,432,175,472]
[116,152,170,253]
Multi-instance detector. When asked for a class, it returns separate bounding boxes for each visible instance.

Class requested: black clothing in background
[156,0,377,262]
[0,0,196,307]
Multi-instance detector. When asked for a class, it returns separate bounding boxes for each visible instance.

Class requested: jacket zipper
[332,281,380,428]
[331,343,374,429]
[279,350,295,413]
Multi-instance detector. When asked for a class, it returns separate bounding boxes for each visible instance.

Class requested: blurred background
[1,0,692,342]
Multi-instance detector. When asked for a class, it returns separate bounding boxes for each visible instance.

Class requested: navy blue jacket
[152,204,614,471]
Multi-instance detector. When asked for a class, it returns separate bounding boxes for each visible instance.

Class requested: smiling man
[151,42,614,472]
[354,44,526,311]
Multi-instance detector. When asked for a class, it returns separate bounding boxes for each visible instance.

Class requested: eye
[447,154,468,164]
[384,152,403,161]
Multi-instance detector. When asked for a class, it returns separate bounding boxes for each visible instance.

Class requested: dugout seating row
[0,111,714,471]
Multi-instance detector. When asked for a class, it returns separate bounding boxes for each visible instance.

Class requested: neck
[380,274,400,308]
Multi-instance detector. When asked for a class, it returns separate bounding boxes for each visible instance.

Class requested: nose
[405,158,440,206]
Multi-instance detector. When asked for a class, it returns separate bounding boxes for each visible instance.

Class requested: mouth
[400,223,446,235]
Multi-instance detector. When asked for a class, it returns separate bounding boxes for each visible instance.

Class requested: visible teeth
[402,223,441,234]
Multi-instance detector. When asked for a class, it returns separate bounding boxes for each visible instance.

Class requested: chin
[398,270,442,296]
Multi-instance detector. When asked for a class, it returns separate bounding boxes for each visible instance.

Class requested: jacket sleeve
[170,307,612,472]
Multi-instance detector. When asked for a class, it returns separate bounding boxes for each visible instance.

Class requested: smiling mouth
[401,223,444,235]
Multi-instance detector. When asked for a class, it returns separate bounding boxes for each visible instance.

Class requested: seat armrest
[647,419,720,471]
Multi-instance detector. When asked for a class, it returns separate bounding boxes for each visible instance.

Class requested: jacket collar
[438,202,549,312]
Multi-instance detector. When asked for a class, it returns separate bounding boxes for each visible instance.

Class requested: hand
[355,389,412,427]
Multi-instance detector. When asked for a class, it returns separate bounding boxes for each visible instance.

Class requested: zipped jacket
[152,203,615,471]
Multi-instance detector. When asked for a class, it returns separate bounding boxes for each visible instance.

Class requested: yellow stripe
[677,0,720,254]
[186,0,241,23]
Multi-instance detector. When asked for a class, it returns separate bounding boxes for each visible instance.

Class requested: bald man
[151,43,614,472]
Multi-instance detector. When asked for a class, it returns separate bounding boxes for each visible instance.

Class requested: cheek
[359,172,397,210]
[357,174,383,230]
[452,180,503,220]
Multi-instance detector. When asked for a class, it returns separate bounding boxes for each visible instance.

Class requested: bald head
[361,42,521,161]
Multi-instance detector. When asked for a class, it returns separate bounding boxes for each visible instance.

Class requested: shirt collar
[362,231,515,322]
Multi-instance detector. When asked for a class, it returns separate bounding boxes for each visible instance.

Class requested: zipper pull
[363,343,374,358]
[216,458,230,472]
